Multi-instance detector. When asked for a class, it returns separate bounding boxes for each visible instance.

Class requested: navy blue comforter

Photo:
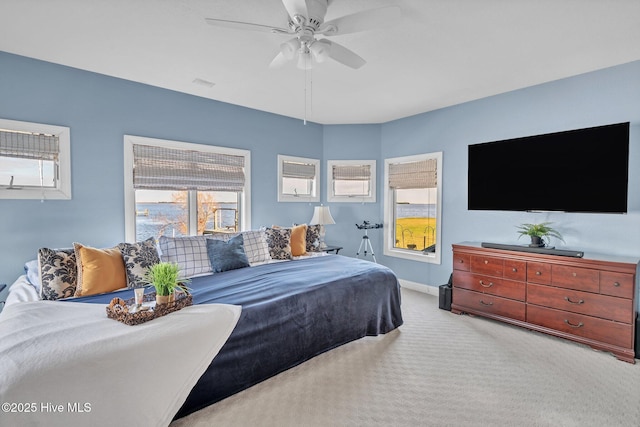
[73,255,403,418]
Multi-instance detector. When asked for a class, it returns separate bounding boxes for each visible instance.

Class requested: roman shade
[132,144,245,192]
[282,160,316,180]
[332,164,371,181]
[388,158,437,189]
[0,130,59,161]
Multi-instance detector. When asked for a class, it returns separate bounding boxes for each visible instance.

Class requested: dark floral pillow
[305,224,322,252]
[265,227,292,260]
[38,247,77,300]
[118,237,161,288]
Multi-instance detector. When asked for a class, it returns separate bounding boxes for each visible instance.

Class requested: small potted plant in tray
[145,262,190,305]
[516,222,564,248]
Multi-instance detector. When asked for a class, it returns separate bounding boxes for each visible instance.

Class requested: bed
[1,253,403,422]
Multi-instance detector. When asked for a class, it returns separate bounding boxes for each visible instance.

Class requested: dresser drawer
[453,253,470,271]
[551,265,599,292]
[470,255,504,276]
[504,259,526,281]
[454,271,525,301]
[527,283,633,324]
[600,271,634,299]
[454,288,525,321]
[527,262,551,285]
[527,305,633,349]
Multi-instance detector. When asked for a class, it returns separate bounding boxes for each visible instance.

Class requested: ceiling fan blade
[269,52,291,69]
[205,18,291,34]
[281,0,308,21]
[323,40,366,69]
[319,6,402,36]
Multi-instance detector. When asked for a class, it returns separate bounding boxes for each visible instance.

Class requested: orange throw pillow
[290,224,308,256]
[74,243,127,297]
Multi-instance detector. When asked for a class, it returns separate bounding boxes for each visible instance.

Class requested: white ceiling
[2,0,640,125]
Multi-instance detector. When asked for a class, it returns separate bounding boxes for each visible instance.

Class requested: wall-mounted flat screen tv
[468,122,629,213]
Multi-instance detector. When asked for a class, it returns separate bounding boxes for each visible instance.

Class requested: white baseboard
[399,279,439,296]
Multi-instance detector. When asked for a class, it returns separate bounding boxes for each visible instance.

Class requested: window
[0,118,71,200]
[383,152,443,264]
[124,135,251,242]
[327,160,376,203]
[277,155,320,202]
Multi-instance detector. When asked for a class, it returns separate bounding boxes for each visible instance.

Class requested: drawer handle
[613,282,621,287]
[479,300,493,306]
[535,271,542,276]
[484,260,489,264]
[564,297,584,305]
[479,280,494,288]
[564,319,584,328]
[512,268,517,272]
[572,272,577,277]
[458,259,464,263]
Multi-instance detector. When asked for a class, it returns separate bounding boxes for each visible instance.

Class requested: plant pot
[155,292,175,305]
[529,236,545,248]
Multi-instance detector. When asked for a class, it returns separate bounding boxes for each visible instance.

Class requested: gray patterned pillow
[158,235,211,278]
[265,227,292,260]
[118,237,161,288]
[38,247,77,300]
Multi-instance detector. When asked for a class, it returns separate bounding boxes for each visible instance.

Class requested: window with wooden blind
[277,155,320,202]
[0,118,71,200]
[327,160,376,203]
[124,135,251,242]
[383,152,443,264]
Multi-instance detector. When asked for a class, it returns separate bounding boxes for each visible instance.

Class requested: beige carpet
[171,288,640,427]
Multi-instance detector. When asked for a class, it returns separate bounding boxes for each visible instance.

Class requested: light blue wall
[0,52,323,285]
[377,60,640,289]
[2,50,640,297]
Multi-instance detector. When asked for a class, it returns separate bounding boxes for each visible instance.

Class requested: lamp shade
[309,205,335,225]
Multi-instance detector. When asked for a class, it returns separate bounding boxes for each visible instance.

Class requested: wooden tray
[106,290,192,326]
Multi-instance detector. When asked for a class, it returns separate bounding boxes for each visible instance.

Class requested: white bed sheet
[0,300,241,427]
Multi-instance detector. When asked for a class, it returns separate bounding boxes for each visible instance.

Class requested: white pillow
[157,236,211,278]
[23,259,42,294]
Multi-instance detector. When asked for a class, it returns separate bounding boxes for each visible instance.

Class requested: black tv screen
[468,122,629,213]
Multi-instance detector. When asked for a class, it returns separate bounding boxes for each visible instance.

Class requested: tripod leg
[366,238,377,263]
[356,238,366,257]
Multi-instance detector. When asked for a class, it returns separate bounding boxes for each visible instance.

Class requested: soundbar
[481,242,584,258]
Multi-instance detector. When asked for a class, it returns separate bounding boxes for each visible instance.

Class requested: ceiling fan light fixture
[310,39,331,63]
[280,38,301,60]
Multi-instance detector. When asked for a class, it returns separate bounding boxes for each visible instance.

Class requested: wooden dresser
[451,242,638,363]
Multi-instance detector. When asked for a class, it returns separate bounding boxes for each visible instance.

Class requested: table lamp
[309,205,335,249]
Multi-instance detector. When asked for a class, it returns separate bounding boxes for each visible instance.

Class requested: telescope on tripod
[355,221,383,263]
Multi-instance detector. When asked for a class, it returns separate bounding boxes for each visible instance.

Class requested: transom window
[124,135,251,242]
[383,152,443,264]
[0,118,71,200]
[327,160,376,203]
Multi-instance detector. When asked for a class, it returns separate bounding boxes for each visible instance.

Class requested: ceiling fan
[205,0,402,70]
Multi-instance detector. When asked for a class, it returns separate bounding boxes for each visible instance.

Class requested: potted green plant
[516,222,564,248]
[144,262,190,305]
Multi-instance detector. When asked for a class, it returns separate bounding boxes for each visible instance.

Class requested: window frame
[326,159,376,203]
[123,135,251,242]
[277,154,320,202]
[383,152,443,264]
[0,118,71,200]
